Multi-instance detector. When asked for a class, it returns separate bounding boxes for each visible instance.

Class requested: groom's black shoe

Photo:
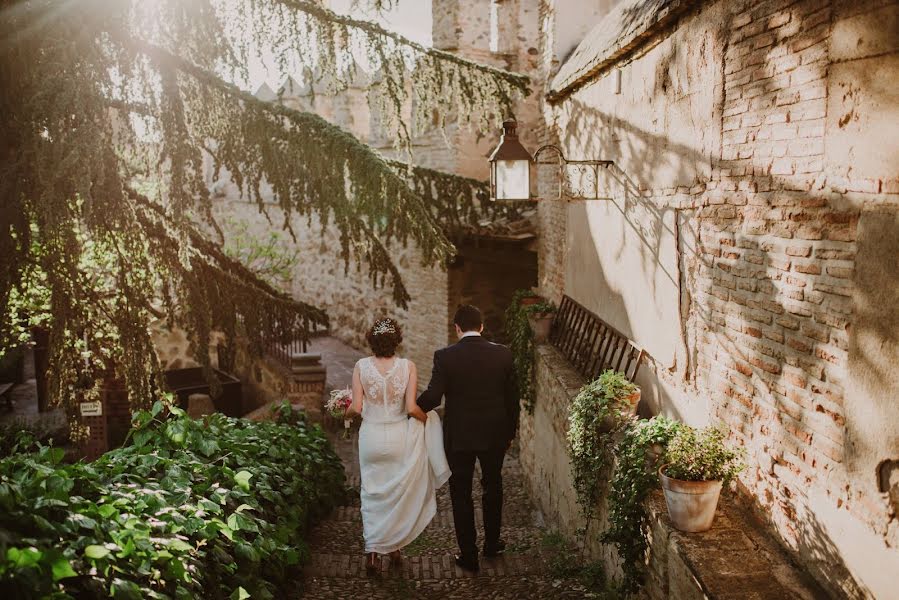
[483,540,506,558]
[454,553,480,573]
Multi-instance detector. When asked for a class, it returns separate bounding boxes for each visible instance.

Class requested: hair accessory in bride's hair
[372,319,397,336]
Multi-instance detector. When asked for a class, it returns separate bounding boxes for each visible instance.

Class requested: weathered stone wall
[201,1,543,388]
[206,197,449,388]
[148,319,292,414]
[518,345,617,565]
[528,0,899,597]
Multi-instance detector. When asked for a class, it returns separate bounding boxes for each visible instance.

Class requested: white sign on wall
[79,401,103,417]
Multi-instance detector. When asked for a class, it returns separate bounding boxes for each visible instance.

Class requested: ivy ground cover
[0,402,345,599]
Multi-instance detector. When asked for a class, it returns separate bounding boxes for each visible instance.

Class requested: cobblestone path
[299,339,598,599]
[299,436,598,599]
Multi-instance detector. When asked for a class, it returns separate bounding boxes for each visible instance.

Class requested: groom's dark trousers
[417,335,519,559]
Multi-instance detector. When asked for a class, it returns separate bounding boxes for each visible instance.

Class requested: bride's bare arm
[405,361,427,424]
[345,363,364,418]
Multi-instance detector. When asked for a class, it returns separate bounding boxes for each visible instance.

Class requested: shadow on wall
[546,8,897,596]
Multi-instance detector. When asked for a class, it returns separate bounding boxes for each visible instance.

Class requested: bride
[343,318,450,574]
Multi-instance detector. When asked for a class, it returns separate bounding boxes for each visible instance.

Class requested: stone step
[304,551,551,580]
[298,573,591,600]
[325,502,536,528]
[308,517,546,557]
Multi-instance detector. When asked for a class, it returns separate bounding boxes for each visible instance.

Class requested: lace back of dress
[359,357,408,422]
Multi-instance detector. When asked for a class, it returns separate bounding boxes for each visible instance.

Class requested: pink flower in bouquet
[326,387,352,418]
[326,388,353,437]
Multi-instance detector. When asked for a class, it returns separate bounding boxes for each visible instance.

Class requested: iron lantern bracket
[532,144,614,201]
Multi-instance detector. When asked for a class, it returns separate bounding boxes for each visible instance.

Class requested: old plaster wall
[526,0,899,597]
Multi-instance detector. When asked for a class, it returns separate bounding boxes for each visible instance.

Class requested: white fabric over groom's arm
[424,410,451,489]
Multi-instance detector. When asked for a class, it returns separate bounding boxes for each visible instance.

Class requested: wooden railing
[264,336,308,367]
[261,322,329,370]
[549,295,643,382]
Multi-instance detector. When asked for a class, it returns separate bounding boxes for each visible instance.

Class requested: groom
[417,304,519,572]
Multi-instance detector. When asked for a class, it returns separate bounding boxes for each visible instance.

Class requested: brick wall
[707,0,850,553]
[532,0,899,597]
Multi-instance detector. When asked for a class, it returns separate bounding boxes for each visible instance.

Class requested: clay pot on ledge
[519,292,542,308]
[658,464,723,533]
[527,312,555,343]
[599,388,641,433]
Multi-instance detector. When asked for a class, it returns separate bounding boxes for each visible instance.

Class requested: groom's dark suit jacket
[417,335,519,452]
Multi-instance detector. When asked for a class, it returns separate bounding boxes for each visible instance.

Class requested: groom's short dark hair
[453,304,482,332]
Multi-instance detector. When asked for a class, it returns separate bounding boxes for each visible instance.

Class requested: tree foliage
[0,0,529,435]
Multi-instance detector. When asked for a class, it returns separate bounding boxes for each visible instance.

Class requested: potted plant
[525,301,556,343]
[659,424,745,532]
[518,289,542,307]
[602,415,683,593]
[567,370,642,521]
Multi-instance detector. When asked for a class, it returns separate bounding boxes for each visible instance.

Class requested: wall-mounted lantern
[488,119,615,202]
[488,119,534,202]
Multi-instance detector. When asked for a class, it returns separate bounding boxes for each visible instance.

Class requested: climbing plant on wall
[504,290,538,413]
[567,371,638,522]
[0,0,529,440]
[601,415,683,593]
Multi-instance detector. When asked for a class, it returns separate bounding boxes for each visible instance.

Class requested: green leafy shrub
[567,370,638,521]
[504,289,539,413]
[663,424,745,483]
[0,421,67,459]
[601,416,683,593]
[0,401,345,599]
[524,301,556,316]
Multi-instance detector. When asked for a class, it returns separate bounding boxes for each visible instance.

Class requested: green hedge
[0,402,345,599]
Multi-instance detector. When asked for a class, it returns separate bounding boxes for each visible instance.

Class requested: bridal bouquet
[326,387,353,438]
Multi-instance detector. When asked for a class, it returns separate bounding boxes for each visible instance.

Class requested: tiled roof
[550,0,696,98]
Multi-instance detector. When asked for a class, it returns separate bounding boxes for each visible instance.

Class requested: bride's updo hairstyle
[366,318,403,357]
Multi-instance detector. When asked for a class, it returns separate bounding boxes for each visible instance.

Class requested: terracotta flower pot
[598,388,642,432]
[624,389,641,414]
[527,313,554,343]
[659,465,723,533]
[519,294,542,307]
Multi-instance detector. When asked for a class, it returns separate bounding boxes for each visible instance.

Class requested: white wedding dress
[357,357,450,554]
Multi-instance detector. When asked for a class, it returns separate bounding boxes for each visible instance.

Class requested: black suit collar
[457,335,488,345]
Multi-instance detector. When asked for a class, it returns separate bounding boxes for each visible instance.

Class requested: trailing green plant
[0,400,345,599]
[601,416,683,594]
[663,424,746,483]
[525,301,556,316]
[221,218,300,288]
[504,289,539,413]
[567,370,638,522]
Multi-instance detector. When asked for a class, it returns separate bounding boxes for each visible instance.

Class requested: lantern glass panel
[494,159,530,201]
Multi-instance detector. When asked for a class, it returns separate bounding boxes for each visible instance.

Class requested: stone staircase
[298,434,598,599]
